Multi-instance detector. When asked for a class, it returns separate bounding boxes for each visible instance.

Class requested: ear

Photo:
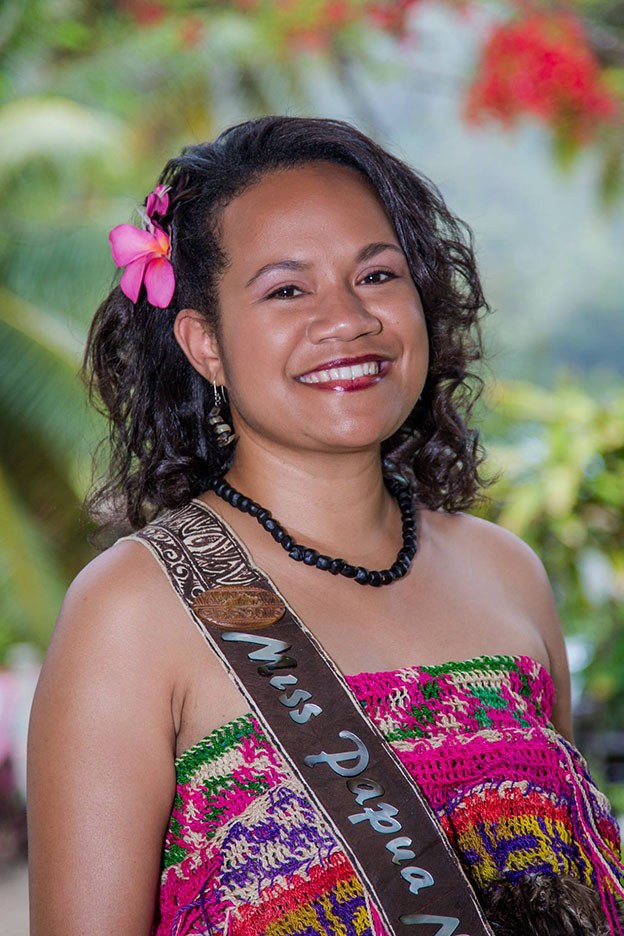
[174,309,224,384]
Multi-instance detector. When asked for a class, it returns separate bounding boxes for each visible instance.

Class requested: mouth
[296,355,390,391]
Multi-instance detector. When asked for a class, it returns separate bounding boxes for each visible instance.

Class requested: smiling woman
[175,162,429,484]
[27,117,624,936]
[83,118,486,531]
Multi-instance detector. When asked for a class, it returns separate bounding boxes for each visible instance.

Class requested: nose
[307,286,382,343]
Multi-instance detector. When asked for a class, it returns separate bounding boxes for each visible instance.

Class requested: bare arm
[28,541,178,935]
[514,545,574,742]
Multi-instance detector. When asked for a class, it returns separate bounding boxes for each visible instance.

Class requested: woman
[27,116,624,936]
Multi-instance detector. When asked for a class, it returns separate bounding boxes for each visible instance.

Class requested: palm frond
[0,289,99,496]
[0,96,126,184]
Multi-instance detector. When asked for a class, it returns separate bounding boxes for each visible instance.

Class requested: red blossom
[466,11,618,142]
[279,0,359,49]
[178,15,205,48]
[286,27,332,51]
[117,0,166,26]
[275,0,301,14]
[325,1,355,27]
[367,0,420,37]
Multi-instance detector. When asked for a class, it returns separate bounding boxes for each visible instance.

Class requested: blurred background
[1,0,623,930]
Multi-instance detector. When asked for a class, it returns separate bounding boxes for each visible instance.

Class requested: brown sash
[133,500,494,936]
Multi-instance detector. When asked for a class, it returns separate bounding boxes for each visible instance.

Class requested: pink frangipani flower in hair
[109,186,175,309]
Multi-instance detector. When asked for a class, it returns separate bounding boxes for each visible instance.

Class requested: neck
[223,441,398,561]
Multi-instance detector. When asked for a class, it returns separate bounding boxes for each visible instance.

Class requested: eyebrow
[357,241,404,263]
[245,258,309,289]
[244,241,404,289]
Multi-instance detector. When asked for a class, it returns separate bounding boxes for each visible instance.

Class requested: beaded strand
[208,476,417,586]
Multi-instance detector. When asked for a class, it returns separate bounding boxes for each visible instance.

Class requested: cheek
[218,315,293,412]
[403,304,429,359]
[400,309,429,401]
[224,306,302,370]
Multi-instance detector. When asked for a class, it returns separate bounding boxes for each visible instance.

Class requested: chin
[310,422,399,452]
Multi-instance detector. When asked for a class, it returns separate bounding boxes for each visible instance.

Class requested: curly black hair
[84,115,489,530]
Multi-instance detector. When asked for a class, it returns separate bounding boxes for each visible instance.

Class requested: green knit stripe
[174,713,257,785]
[418,654,520,679]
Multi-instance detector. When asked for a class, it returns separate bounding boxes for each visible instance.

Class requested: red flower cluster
[367,0,420,37]
[276,0,360,50]
[466,11,618,142]
[117,0,166,25]
[244,0,420,50]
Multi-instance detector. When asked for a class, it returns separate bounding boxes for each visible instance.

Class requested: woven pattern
[154,655,624,936]
[348,656,620,892]
[156,715,382,936]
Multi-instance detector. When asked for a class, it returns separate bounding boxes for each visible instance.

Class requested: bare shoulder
[421,509,573,740]
[423,509,551,603]
[62,535,174,620]
[46,538,182,698]
[422,508,535,557]
[423,509,559,637]
[38,531,237,756]
[34,536,184,758]
[57,536,178,643]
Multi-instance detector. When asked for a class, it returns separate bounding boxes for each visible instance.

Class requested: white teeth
[300,361,381,384]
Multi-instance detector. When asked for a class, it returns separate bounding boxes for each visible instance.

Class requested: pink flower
[109,221,175,308]
[146,183,170,218]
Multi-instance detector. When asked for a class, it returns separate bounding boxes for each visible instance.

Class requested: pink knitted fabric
[153,655,624,936]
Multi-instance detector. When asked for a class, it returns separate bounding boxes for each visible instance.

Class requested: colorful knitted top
[153,653,624,936]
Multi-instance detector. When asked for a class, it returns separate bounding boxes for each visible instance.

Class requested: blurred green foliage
[480,380,624,728]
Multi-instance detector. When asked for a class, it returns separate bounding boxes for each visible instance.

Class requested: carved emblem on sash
[192,585,286,630]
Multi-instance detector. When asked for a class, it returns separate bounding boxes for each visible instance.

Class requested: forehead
[218,162,397,259]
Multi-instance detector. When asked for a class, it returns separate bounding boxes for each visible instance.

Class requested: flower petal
[144,256,175,308]
[120,256,149,303]
[151,222,171,257]
[109,224,160,267]
[146,185,169,217]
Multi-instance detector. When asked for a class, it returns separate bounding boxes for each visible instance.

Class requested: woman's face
[214,161,428,459]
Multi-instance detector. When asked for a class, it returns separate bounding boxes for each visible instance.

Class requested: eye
[266,284,303,300]
[359,269,398,285]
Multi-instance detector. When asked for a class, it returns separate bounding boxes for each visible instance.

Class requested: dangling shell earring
[209,380,237,447]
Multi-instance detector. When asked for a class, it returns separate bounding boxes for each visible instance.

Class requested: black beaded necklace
[208,475,417,587]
